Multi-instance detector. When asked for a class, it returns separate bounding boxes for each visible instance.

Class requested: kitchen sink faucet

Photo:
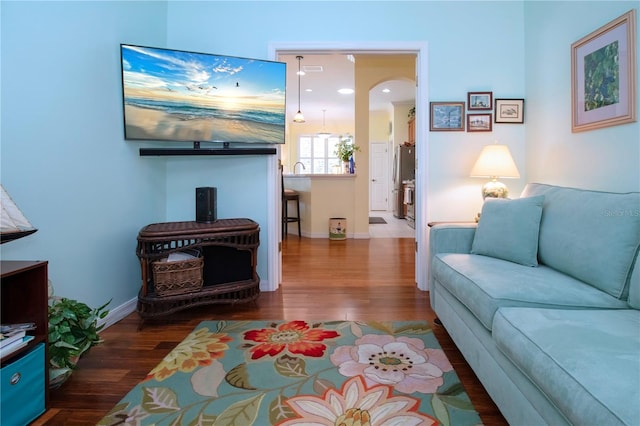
[294,162,306,174]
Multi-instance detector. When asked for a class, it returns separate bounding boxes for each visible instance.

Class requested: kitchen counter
[283,174,357,238]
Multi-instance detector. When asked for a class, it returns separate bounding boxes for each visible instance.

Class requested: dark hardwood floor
[35,237,506,425]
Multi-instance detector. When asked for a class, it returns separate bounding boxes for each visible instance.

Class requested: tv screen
[120,44,286,144]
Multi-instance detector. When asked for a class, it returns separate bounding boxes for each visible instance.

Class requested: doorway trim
[266,41,430,292]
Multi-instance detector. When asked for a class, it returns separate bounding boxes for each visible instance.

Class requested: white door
[370,142,389,211]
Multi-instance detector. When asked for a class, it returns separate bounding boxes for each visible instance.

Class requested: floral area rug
[99,320,481,425]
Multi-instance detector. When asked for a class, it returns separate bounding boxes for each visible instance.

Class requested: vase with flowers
[334,136,360,174]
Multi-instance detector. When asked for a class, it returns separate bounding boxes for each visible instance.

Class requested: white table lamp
[470,144,520,199]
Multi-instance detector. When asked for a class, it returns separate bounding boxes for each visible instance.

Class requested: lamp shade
[470,144,520,178]
[293,111,305,123]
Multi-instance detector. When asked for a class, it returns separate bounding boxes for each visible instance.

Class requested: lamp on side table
[470,142,520,200]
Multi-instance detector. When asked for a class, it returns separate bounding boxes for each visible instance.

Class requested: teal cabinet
[1,343,46,425]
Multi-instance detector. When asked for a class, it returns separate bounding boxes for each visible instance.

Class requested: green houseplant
[334,136,361,162]
[48,295,110,388]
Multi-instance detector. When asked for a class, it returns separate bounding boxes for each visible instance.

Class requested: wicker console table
[136,219,260,323]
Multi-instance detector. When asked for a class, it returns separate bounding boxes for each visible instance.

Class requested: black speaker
[196,187,217,223]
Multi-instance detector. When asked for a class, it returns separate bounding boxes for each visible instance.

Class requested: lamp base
[482,180,509,199]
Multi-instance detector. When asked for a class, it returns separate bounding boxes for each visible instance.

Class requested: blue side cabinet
[1,344,46,425]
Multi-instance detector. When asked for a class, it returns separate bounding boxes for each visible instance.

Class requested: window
[298,135,342,174]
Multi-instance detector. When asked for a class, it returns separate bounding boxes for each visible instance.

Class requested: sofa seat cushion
[432,253,628,330]
[493,308,640,426]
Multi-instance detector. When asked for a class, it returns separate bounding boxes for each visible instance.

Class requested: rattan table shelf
[136,219,260,324]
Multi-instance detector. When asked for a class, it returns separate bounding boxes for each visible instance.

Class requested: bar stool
[282,173,301,238]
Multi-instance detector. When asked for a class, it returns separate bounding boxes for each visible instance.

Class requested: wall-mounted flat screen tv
[121,44,286,144]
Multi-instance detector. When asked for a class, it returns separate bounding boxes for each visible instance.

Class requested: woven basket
[152,251,203,297]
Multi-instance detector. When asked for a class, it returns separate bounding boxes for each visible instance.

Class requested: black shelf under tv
[139,147,276,156]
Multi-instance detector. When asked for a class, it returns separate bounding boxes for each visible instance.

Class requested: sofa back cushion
[628,256,640,309]
[471,196,544,267]
[521,183,640,299]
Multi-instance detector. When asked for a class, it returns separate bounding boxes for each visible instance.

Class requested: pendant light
[317,109,331,137]
[293,56,305,123]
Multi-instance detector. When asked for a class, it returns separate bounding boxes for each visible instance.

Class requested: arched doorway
[368,78,415,225]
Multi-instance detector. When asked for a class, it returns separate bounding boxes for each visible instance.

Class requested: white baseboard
[95,282,282,328]
[259,279,273,292]
[95,281,281,329]
[98,297,137,330]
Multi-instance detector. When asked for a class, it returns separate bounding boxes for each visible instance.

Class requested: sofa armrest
[429,222,477,256]
[428,223,477,305]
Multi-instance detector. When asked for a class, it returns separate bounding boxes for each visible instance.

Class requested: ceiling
[279,53,416,125]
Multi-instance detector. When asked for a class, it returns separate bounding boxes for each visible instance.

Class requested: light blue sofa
[429,183,640,425]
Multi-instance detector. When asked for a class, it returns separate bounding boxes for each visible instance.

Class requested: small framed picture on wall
[467,113,492,132]
[467,92,492,110]
[495,99,525,123]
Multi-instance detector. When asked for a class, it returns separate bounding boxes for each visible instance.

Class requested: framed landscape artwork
[467,113,492,132]
[430,102,465,131]
[467,92,492,110]
[495,99,525,123]
[571,9,637,132]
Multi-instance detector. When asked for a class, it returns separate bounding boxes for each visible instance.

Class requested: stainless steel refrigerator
[392,145,415,218]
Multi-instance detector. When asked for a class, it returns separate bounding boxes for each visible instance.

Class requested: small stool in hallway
[283,188,301,238]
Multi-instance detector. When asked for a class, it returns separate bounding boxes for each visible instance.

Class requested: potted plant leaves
[334,136,360,173]
[48,291,110,388]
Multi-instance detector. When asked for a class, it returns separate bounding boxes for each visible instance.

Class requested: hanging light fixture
[293,56,305,123]
[317,109,331,137]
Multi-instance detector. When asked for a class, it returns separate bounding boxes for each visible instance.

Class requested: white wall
[524,1,640,192]
[425,2,527,221]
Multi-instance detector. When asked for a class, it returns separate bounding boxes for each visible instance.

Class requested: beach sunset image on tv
[121,44,286,144]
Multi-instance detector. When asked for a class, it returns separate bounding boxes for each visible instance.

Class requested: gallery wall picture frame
[430,101,465,131]
[571,9,637,132]
[467,113,493,132]
[467,92,493,110]
[495,99,525,123]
